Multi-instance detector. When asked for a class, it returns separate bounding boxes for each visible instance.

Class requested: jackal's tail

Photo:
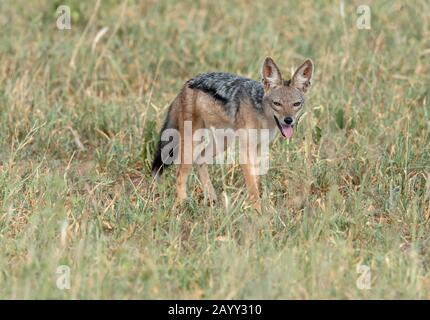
[151,98,179,177]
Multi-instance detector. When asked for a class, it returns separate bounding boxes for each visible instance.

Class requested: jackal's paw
[204,191,218,206]
[174,192,188,206]
[252,200,262,213]
[209,193,218,204]
[198,191,218,206]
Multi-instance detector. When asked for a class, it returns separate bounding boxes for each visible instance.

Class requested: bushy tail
[151,101,179,177]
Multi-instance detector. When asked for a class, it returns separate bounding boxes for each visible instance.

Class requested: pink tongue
[282,126,293,139]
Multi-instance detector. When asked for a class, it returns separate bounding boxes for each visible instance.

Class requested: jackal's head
[261,57,314,139]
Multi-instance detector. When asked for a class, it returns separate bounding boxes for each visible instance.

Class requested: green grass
[0,0,429,299]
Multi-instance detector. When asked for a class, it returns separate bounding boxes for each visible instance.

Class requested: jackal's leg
[175,123,193,202]
[240,162,261,212]
[174,87,197,203]
[240,137,262,212]
[176,163,192,201]
[194,134,218,203]
[197,163,217,203]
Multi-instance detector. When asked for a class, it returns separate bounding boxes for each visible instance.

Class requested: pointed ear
[290,59,314,93]
[261,57,283,91]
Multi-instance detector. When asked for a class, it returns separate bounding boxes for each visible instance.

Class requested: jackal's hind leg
[197,163,217,204]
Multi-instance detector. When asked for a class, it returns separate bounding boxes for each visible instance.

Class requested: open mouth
[274,115,293,139]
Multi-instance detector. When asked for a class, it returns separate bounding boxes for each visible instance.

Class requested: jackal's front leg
[240,162,261,212]
[197,163,217,204]
[176,163,192,202]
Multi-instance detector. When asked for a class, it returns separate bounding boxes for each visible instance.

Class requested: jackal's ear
[261,57,283,91]
[291,59,314,93]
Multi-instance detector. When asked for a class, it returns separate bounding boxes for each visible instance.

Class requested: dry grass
[0,0,429,299]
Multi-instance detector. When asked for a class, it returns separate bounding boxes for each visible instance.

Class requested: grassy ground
[0,0,429,299]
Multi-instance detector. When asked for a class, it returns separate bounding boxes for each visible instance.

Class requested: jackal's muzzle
[274,115,293,139]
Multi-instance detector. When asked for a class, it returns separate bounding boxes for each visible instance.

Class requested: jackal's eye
[293,101,301,107]
[273,101,282,107]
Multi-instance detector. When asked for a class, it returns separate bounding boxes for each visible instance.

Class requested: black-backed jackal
[152,57,314,211]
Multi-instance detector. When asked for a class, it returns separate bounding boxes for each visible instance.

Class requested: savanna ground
[0,0,429,299]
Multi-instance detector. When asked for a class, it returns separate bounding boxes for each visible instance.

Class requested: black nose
[284,117,293,125]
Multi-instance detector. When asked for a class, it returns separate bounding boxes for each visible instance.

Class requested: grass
[0,0,429,299]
